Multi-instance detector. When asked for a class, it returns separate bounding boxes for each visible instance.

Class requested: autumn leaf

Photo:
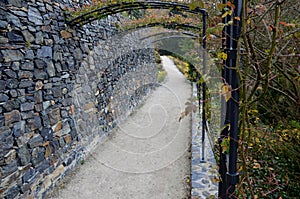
[238,166,243,172]
[269,25,275,32]
[216,3,227,11]
[221,84,231,102]
[43,141,50,147]
[253,162,261,169]
[247,18,251,25]
[220,137,230,153]
[218,52,228,60]
[212,176,221,183]
[255,137,260,143]
[222,123,231,132]
[280,21,296,27]
[227,1,235,9]
[222,10,233,18]
[227,20,234,26]
[179,112,185,122]
[179,97,197,122]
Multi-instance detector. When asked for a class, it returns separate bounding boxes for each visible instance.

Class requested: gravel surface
[47,56,192,199]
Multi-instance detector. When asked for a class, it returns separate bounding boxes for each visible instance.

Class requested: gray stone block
[28,6,43,25]
[7,31,24,43]
[0,93,9,102]
[4,184,20,199]
[18,145,31,166]
[13,121,25,137]
[27,116,42,131]
[21,62,34,71]
[37,46,52,59]
[20,102,34,112]
[1,50,24,62]
[4,110,21,125]
[28,134,43,148]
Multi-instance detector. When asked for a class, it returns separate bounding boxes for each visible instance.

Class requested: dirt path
[48,56,192,199]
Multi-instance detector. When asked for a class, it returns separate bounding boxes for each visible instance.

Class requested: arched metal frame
[139,31,197,41]
[67,1,207,26]
[67,1,243,198]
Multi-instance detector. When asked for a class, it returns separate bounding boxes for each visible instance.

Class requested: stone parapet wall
[0,0,157,198]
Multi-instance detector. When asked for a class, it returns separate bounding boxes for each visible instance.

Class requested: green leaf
[197,0,204,8]
[190,0,204,10]
[189,1,197,10]
[217,3,227,11]
[220,137,230,154]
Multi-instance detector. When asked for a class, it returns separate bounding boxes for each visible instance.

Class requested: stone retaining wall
[0,0,157,198]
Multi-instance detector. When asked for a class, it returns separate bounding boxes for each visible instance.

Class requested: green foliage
[239,121,300,198]
[157,70,167,83]
[169,56,197,82]
[155,51,167,83]
[199,0,300,197]
[118,9,201,33]
[25,41,31,48]
[189,0,204,10]
[232,0,300,197]
[220,137,230,154]
[80,159,85,165]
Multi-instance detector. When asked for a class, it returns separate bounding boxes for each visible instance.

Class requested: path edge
[191,83,218,198]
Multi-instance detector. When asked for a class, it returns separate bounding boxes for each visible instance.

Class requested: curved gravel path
[48,56,192,199]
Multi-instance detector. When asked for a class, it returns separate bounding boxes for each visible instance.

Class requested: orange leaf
[253,162,261,169]
[222,10,232,18]
[227,1,235,9]
[269,25,273,31]
[221,84,231,102]
[280,21,287,26]
[43,141,50,147]
[280,21,296,27]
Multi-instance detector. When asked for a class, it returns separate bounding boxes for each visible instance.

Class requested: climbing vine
[238,1,300,198]
[117,10,201,33]
[66,0,207,26]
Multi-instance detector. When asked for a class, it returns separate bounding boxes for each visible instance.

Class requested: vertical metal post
[197,72,201,135]
[201,12,208,163]
[218,0,243,198]
[226,1,242,198]
[219,0,229,197]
